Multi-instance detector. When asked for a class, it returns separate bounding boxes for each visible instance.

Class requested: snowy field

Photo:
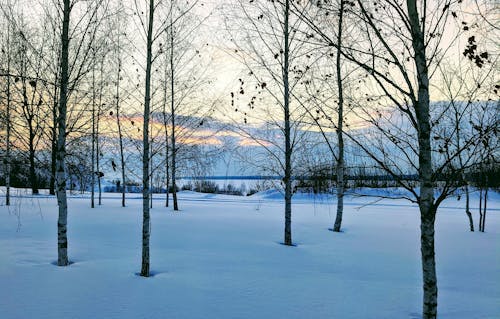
[0,189,498,319]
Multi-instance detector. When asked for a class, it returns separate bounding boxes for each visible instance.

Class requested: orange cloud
[179,136,222,146]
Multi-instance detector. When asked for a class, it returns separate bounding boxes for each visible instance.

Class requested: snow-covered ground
[0,189,498,319]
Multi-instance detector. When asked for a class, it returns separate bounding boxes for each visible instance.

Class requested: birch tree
[11,27,48,196]
[1,1,48,198]
[0,12,12,205]
[111,6,129,207]
[90,38,111,207]
[160,0,208,211]
[54,0,108,266]
[435,54,498,232]
[333,0,345,232]
[55,0,71,266]
[225,0,315,245]
[161,49,171,207]
[140,0,155,277]
[168,8,178,210]
[294,1,498,317]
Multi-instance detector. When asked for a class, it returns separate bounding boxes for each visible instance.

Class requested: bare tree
[1,2,49,196]
[12,31,47,195]
[43,4,62,197]
[91,48,97,208]
[0,12,12,205]
[168,8,178,211]
[54,0,108,266]
[112,10,128,207]
[281,0,292,245]
[294,1,498,317]
[435,54,498,232]
[90,38,111,207]
[161,0,208,211]
[140,0,155,277]
[474,104,497,232]
[161,50,170,207]
[224,0,317,246]
[88,0,133,207]
[332,0,345,232]
[55,0,71,266]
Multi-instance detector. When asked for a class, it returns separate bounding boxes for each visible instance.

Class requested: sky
[1,0,498,154]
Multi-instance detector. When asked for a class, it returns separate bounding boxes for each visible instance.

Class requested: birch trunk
[97,103,102,206]
[465,185,474,231]
[50,117,57,195]
[453,98,473,231]
[482,187,487,232]
[165,155,170,207]
[22,73,38,195]
[28,124,38,194]
[115,47,126,207]
[140,0,154,277]
[480,178,488,232]
[479,187,483,231]
[420,206,438,319]
[97,58,104,206]
[56,0,71,267]
[407,1,437,317]
[333,0,345,232]
[5,25,11,206]
[118,117,126,207]
[150,140,153,209]
[283,0,292,246]
[162,57,170,208]
[170,11,179,212]
[50,80,58,196]
[91,52,96,208]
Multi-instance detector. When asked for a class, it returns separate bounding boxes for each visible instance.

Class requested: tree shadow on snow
[328,228,346,233]
[134,270,166,278]
[278,242,298,247]
[50,260,77,266]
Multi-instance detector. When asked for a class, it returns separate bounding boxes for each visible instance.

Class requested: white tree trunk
[56,0,71,267]
[333,0,345,233]
[97,58,104,206]
[91,51,96,208]
[162,55,170,208]
[115,49,126,207]
[283,0,292,246]
[5,23,11,206]
[407,1,437,317]
[465,184,474,231]
[170,11,179,212]
[50,80,58,196]
[140,0,154,277]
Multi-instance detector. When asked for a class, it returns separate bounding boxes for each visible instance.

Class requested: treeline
[295,164,500,193]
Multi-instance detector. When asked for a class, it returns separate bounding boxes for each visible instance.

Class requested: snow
[0,189,499,319]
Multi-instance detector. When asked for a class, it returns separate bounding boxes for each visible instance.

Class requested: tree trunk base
[328,228,344,233]
[280,242,297,247]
